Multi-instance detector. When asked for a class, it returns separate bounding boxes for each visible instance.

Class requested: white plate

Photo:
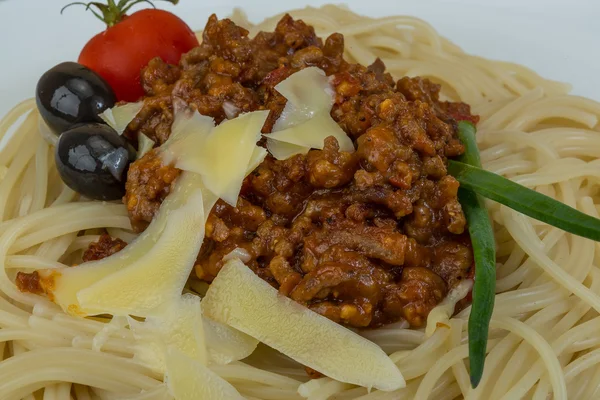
[0,0,598,119]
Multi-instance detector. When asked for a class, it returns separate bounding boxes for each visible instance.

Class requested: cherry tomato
[71,2,199,102]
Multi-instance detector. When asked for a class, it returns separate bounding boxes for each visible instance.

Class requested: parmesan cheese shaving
[162,110,215,164]
[202,316,259,365]
[128,294,206,372]
[39,173,214,316]
[137,132,155,159]
[128,325,165,374]
[99,102,143,135]
[77,187,208,317]
[268,111,354,153]
[164,109,266,176]
[266,139,310,160]
[165,347,245,400]
[171,110,269,206]
[247,146,268,175]
[272,67,333,131]
[129,296,259,368]
[202,258,405,391]
[266,66,354,160]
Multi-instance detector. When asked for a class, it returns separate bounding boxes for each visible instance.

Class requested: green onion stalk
[450,121,600,387]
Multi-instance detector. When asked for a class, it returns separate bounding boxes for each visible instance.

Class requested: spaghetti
[1,4,600,399]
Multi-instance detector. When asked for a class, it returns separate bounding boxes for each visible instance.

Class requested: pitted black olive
[36,62,116,135]
[55,123,135,201]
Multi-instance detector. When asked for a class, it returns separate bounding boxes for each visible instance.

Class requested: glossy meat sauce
[101,15,477,328]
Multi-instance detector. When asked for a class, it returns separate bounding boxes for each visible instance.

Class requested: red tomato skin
[78,9,199,102]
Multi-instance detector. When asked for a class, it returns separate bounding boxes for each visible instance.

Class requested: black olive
[36,62,116,136]
[55,123,135,201]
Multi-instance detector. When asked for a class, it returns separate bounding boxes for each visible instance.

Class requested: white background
[0,0,599,119]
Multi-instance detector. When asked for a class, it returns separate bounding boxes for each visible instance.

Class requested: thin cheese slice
[203,316,259,365]
[128,323,165,373]
[165,347,245,400]
[266,139,310,160]
[38,173,213,316]
[100,102,143,135]
[99,110,116,128]
[202,259,405,391]
[39,209,170,315]
[272,67,333,131]
[77,187,209,317]
[162,110,215,166]
[137,132,155,159]
[174,111,269,206]
[268,111,354,153]
[172,108,215,141]
[162,109,267,203]
[266,66,354,159]
[246,146,268,175]
[128,294,206,372]
[164,110,265,176]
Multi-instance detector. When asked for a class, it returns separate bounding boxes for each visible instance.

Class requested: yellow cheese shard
[268,111,354,153]
[266,66,354,159]
[171,108,216,140]
[130,297,257,368]
[161,110,215,165]
[203,315,259,365]
[272,67,333,131]
[202,259,405,391]
[137,132,155,159]
[246,146,268,175]
[166,111,266,169]
[165,347,245,400]
[39,172,214,316]
[128,294,207,372]
[173,111,269,206]
[0,165,8,181]
[99,102,143,135]
[266,139,310,161]
[77,185,209,317]
[39,206,169,315]
[162,109,268,204]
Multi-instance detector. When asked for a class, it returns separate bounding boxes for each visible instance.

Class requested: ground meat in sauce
[73,15,477,329]
[16,271,43,295]
[82,234,128,262]
[124,150,180,232]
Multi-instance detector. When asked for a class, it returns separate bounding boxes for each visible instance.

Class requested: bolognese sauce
[22,14,478,329]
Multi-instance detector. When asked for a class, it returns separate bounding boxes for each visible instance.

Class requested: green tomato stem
[61,0,179,27]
